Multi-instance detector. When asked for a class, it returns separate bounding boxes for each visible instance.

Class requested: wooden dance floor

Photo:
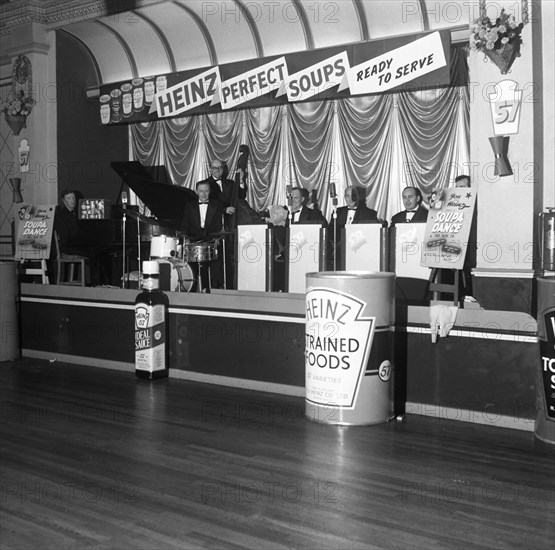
[1,358,554,549]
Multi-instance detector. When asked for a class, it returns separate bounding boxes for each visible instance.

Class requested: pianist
[53,189,101,285]
[54,190,83,255]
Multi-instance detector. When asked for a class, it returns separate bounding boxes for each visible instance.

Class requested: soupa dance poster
[421,188,476,270]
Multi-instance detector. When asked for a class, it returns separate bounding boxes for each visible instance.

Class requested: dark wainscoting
[20,284,538,429]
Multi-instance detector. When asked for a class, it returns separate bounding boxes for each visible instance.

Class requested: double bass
[229,144,264,228]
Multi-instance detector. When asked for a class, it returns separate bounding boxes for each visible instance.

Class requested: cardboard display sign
[237,225,267,291]
[344,224,382,272]
[15,204,56,260]
[287,224,322,294]
[420,188,476,270]
[393,223,429,280]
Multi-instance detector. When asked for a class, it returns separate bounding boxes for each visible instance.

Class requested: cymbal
[119,207,159,225]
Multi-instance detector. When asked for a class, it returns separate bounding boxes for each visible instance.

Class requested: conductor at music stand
[180,180,224,292]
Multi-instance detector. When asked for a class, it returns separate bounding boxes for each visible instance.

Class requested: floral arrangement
[470,8,523,53]
[1,89,35,117]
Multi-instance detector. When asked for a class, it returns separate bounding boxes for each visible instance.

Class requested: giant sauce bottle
[134,261,169,379]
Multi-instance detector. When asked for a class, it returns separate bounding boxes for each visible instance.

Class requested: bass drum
[158,259,194,292]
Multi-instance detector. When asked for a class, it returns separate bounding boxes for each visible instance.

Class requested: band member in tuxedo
[289,187,327,226]
[390,186,428,226]
[198,157,251,289]
[198,159,246,231]
[328,186,381,269]
[181,181,224,291]
[53,189,103,285]
[268,187,327,291]
[334,186,379,227]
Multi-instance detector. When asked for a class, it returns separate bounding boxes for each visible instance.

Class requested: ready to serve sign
[305,288,374,409]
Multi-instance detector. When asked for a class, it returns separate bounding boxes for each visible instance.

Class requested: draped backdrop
[130,48,469,222]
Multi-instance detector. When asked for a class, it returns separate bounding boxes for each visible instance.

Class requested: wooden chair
[22,258,50,284]
[54,231,87,286]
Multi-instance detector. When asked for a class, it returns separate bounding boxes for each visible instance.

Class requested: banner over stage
[99,31,453,125]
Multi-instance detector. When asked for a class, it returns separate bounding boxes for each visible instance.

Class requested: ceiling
[1,0,474,87]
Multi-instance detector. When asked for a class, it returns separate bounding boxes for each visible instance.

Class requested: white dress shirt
[199,202,208,228]
[405,210,417,222]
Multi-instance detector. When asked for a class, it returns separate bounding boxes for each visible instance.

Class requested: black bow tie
[348,207,357,211]
[199,201,209,205]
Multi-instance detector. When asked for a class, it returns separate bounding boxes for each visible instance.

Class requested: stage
[19,283,538,431]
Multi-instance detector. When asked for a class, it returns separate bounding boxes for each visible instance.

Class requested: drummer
[181,181,225,291]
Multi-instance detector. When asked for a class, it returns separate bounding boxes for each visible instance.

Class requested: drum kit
[149,233,225,293]
[123,207,231,293]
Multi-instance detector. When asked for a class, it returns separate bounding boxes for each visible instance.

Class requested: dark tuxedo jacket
[289,205,327,227]
[329,204,380,246]
[391,205,429,226]
[199,176,246,209]
[54,205,82,254]
[334,205,379,229]
[181,199,223,241]
[199,175,247,231]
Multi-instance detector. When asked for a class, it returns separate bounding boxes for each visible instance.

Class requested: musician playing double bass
[196,149,254,289]
[199,157,247,232]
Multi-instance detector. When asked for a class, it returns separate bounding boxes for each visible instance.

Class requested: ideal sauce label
[135,304,166,372]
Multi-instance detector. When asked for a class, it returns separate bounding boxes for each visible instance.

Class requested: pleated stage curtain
[130,48,469,223]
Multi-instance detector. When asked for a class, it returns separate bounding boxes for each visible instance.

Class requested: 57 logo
[489,80,522,136]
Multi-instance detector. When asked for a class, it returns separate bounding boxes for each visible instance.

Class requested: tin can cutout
[144,77,155,105]
[109,89,122,123]
[305,271,395,425]
[121,83,133,117]
[132,78,144,112]
[536,276,555,444]
[99,94,111,124]
[156,75,167,94]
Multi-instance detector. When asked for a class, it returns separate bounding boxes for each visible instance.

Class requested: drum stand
[331,190,338,271]
[121,209,127,289]
[331,206,338,271]
[136,215,142,283]
[195,261,211,293]
[221,238,227,289]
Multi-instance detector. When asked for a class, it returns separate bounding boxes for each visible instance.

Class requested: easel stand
[121,210,127,289]
[331,206,337,271]
[428,268,462,306]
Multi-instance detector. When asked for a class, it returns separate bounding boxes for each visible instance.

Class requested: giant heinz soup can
[305,271,395,425]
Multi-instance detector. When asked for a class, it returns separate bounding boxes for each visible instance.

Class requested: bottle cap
[142,260,159,275]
